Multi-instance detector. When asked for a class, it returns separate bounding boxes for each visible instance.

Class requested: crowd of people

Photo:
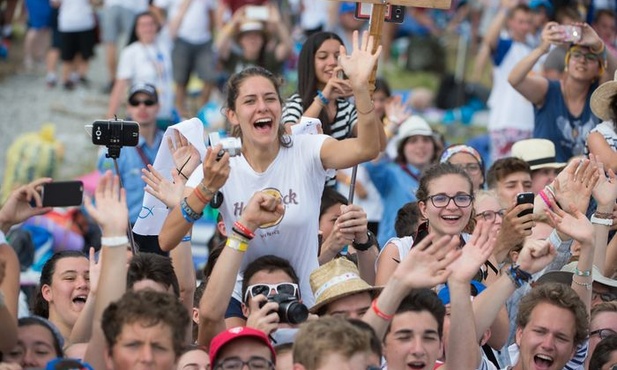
[2,0,617,369]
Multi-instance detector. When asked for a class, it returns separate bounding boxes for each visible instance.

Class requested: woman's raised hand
[338,30,382,89]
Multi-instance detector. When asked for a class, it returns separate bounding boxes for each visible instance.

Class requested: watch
[352,230,378,251]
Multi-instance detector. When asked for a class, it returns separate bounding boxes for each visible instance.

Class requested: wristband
[233,221,255,240]
[591,214,613,226]
[193,187,210,205]
[538,190,552,210]
[509,264,533,288]
[316,90,329,105]
[371,299,394,320]
[0,230,6,245]
[181,235,191,242]
[101,235,129,247]
[226,235,249,252]
[356,103,375,115]
[574,267,591,277]
[594,212,613,219]
[180,197,203,223]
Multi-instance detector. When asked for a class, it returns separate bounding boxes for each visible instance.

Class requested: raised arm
[589,159,617,273]
[159,144,230,251]
[197,191,285,348]
[508,22,558,106]
[443,221,495,370]
[320,31,384,170]
[83,171,131,370]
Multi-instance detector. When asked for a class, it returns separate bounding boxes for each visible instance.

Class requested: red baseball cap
[209,327,276,366]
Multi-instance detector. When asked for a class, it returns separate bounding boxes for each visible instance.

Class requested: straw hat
[395,116,433,149]
[511,139,565,171]
[309,258,381,314]
[536,261,617,289]
[591,70,617,121]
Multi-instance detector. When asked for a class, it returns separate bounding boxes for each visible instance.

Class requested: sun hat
[511,138,566,171]
[309,258,381,314]
[535,261,617,289]
[591,70,617,121]
[209,327,276,366]
[395,116,433,149]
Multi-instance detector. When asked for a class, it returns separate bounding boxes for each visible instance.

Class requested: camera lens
[279,300,309,324]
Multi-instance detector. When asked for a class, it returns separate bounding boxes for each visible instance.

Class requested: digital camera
[91,119,139,147]
[261,293,309,324]
[208,132,242,158]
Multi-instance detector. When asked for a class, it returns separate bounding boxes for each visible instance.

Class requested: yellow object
[1,123,65,203]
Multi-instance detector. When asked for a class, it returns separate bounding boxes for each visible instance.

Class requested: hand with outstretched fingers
[448,220,496,283]
[142,164,185,208]
[338,30,382,89]
[168,130,201,183]
[392,233,462,289]
[545,201,594,247]
[83,171,128,237]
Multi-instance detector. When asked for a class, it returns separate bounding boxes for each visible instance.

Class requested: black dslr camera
[92,119,139,147]
[261,293,309,324]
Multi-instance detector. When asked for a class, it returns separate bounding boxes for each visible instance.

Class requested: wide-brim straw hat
[536,261,617,288]
[511,138,566,171]
[309,258,381,314]
[591,70,617,121]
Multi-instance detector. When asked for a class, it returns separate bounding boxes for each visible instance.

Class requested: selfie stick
[110,158,138,255]
[348,3,386,204]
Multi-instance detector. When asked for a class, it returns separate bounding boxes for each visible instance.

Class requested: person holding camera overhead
[509,21,617,162]
[98,83,164,253]
[159,31,383,313]
[215,4,293,77]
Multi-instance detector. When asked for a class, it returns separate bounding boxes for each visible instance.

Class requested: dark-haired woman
[160,31,383,308]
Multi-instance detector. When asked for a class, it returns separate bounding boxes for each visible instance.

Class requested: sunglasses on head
[128,98,157,107]
[243,282,299,302]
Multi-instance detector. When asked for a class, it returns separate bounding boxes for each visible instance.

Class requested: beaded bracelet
[371,299,394,320]
[572,276,592,290]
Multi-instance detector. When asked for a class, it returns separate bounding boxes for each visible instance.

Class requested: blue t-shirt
[534,80,598,162]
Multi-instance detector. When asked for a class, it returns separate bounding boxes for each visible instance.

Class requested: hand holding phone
[35,181,84,207]
[558,25,582,43]
[516,192,535,218]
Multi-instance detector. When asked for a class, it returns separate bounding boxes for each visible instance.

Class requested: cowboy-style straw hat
[536,261,617,289]
[309,258,381,314]
[591,70,617,121]
[511,138,566,171]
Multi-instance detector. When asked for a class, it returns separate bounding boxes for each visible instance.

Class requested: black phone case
[41,181,84,207]
[516,192,534,218]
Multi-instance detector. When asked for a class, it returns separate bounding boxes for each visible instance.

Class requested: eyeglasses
[570,51,600,62]
[593,291,617,302]
[128,98,157,107]
[590,328,617,340]
[453,163,481,174]
[216,357,274,370]
[475,209,506,222]
[243,282,299,302]
[425,193,473,208]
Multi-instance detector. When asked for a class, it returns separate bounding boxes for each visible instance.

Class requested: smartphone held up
[32,181,84,208]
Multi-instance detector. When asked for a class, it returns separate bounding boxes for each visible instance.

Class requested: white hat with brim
[395,116,434,149]
[309,258,382,314]
[536,261,617,289]
[591,70,617,121]
[511,138,566,171]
